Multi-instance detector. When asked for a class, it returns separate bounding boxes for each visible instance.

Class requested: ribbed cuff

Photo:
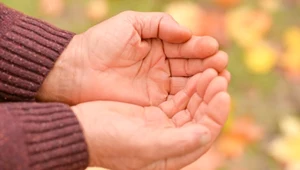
[0,4,75,101]
[5,102,89,170]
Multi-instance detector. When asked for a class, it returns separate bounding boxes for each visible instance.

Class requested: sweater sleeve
[0,3,75,102]
[0,102,89,170]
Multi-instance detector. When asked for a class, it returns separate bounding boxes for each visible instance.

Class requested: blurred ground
[2,0,300,169]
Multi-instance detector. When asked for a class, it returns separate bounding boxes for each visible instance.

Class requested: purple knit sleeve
[0,102,89,170]
[0,3,75,101]
[0,4,89,170]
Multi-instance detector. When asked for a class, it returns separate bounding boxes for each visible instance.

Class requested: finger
[170,69,218,124]
[219,70,231,82]
[195,92,230,131]
[164,36,219,59]
[202,51,228,72]
[159,89,190,118]
[132,12,192,43]
[160,73,201,117]
[169,77,188,95]
[204,92,231,130]
[165,92,230,169]
[203,76,228,103]
[172,109,192,127]
[197,69,218,98]
[167,95,174,101]
[169,51,228,77]
[188,69,218,120]
[193,76,228,123]
[186,69,218,118]
[140,124,211,160]
[187,93,202,118]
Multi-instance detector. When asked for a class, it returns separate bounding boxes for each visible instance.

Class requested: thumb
[127,11,192,43]
[139,124,211,160]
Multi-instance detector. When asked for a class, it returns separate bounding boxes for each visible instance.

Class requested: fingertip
[216,51,229,71]
[196,69,218,97]
[160,17,192,43]
[203,76,228,103]
[208,91,231,125]
[219,91,231,106]
[179,25,193,38]
[217,91,231,116]
[218,50,229,62]
[215,76,228,87]
[197,69,218,85]
[220,70,231,83]
[213,77,228,89]
[203,68,219,77]
[198,36,219,57]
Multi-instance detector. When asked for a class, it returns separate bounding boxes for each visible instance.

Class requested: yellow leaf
[280,27,300,76]
[283,27,300,52]
[164,1,205,35]
[230,116,264,142]
[286,163,300,170]
[281,50,300,74]
[259,0,280,13]
[279,115,300,137]
[244,42,277,74]
[39,0,65,17]
[86,0,109,21]
[226,7,272,47]
[269,136,300,164]
[216,133,245,158]
[269,115,300,166]
[214,0,241,8]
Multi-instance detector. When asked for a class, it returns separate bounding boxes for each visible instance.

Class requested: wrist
[0,4,76,101]
[71,104,98,167]
[36,34,84,104]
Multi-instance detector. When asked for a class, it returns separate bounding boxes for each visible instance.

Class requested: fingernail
[200,132,211,145]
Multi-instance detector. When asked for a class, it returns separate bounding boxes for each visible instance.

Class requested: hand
[72,69,230,170]
[37,11,228,105]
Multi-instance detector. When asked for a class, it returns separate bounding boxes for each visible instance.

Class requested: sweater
[0,3,89,170]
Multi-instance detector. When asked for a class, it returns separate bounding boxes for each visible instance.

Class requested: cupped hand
[72,69,230,170]
[38,11,228,105]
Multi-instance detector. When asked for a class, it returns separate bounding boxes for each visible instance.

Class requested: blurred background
[2,0,300,169]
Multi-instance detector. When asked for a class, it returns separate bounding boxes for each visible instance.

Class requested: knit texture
[0,3,75,101]
[0,102,89,170]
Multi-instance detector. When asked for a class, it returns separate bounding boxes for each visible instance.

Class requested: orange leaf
[216,133,246,158]
[214,0,241,8]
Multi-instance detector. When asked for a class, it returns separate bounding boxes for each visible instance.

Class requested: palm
[76,12,228,106]
[77,69,230,170]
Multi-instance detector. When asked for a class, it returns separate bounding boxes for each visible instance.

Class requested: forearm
[0,3,74,102]
[0,102,88,170]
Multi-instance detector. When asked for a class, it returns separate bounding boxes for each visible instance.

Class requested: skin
[73,69,230,170]
[37,11,229,106]
[37,11,231,169]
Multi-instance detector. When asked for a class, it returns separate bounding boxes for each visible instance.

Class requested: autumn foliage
[3,0,300,169]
